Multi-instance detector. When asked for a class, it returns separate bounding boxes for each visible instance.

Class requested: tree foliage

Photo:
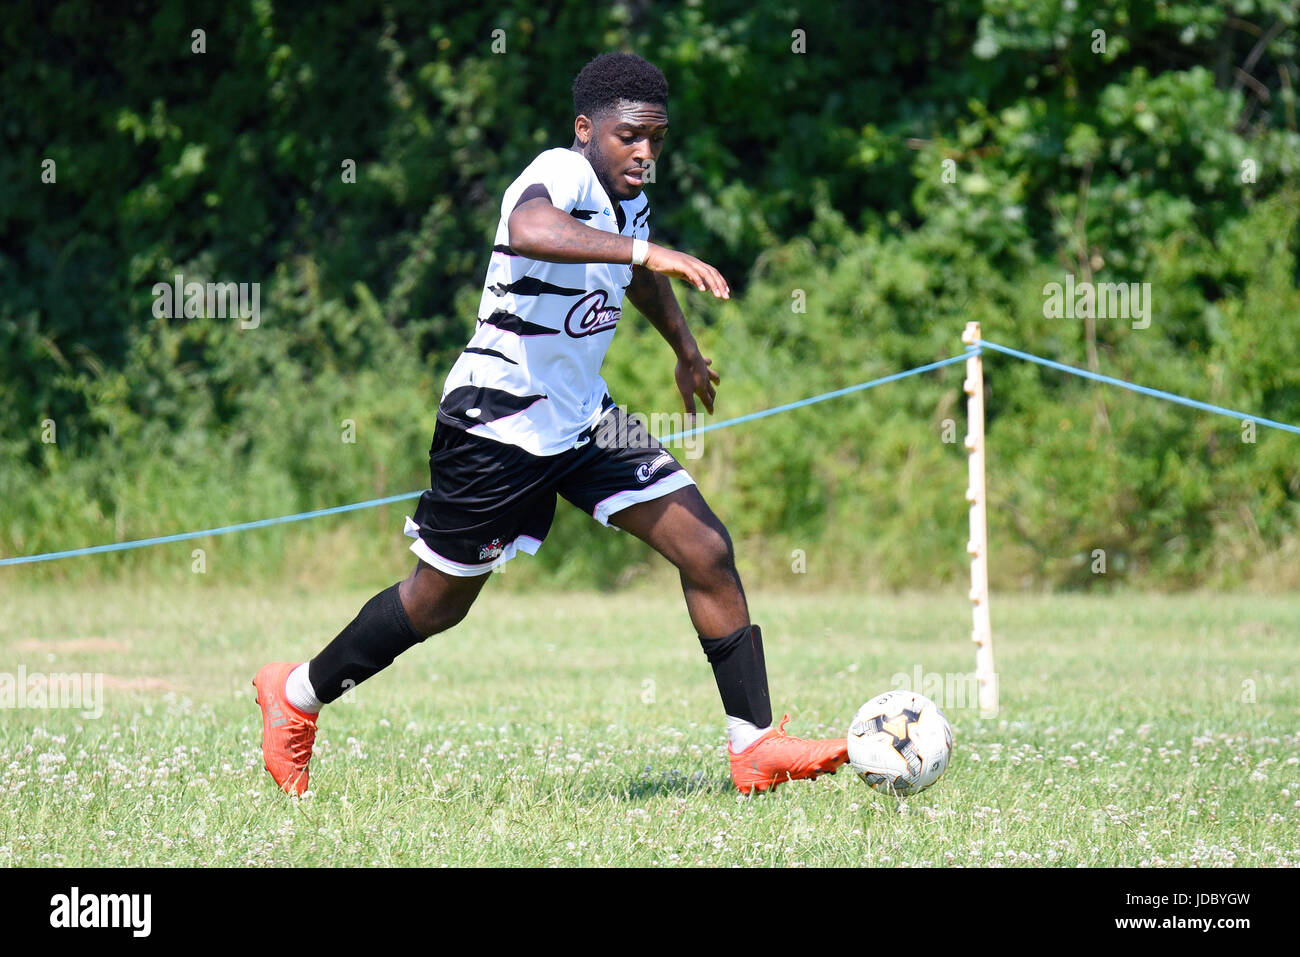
[2,0,1297,588]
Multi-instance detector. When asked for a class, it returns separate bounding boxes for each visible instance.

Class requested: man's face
[576,99,668,203]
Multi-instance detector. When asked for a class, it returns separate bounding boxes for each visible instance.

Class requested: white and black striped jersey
[437,147,651,456]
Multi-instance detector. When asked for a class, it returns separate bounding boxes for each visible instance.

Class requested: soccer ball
[848,690,954,796]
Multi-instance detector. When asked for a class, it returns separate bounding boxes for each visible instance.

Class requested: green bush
[2,0,1297,591]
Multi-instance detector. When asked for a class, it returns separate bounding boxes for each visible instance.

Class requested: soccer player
[253,52,847,796]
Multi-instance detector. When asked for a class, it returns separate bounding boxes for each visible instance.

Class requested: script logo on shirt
[564,290,621,337]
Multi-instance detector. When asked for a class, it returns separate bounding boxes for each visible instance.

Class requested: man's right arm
[507,193,730,299]
[508,194,634,265]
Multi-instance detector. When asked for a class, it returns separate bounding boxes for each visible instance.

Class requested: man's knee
[407,596,474,639]
[400,565,482,638]
[680,519,737,584]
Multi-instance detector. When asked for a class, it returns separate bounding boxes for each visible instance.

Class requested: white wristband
[631,238,649,266]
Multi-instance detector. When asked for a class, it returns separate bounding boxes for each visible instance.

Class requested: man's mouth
[623,167,644,186]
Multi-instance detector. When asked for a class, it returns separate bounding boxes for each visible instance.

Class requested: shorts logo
[478,538,504,561]
[635,451,674,484]
[564,290,621,337]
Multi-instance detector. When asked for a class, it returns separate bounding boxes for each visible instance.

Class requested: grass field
[1,581,1297,867]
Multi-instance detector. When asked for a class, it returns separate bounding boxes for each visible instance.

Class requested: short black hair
[572,52,668,120]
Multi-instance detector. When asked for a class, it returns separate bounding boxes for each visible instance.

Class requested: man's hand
[626,266,723,419]
[643,245,730,300]
[675,348,720,421]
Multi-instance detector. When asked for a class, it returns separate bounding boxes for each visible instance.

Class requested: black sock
[698,624,772,729]
[308,583,424,703]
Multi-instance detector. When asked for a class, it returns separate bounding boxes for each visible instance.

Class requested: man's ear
[574,114,593,145]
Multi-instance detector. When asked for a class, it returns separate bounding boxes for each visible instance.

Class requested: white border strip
[592,470,696,526]
[402,516,542,577]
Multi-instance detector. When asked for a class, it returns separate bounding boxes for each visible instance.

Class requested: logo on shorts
[635,451,674,484]
[478,538,504,561]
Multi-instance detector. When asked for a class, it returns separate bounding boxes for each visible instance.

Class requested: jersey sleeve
[500,150,586,220]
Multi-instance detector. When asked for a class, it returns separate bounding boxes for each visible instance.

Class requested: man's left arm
[625,264,720,417]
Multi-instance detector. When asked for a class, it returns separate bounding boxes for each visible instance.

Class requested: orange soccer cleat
[252,662,318,796]
[729,713,848,795]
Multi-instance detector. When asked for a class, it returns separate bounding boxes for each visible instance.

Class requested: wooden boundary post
[962,322,998,718]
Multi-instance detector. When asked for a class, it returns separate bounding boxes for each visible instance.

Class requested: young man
[253,52,847,796]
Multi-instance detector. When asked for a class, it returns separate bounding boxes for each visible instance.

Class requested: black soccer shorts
[402,402,695,576]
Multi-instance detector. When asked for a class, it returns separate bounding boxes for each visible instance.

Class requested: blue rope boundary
[3,342,1296,567]
[979,340,1300,437]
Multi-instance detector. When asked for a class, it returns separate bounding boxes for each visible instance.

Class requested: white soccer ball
[848,689,954,796]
